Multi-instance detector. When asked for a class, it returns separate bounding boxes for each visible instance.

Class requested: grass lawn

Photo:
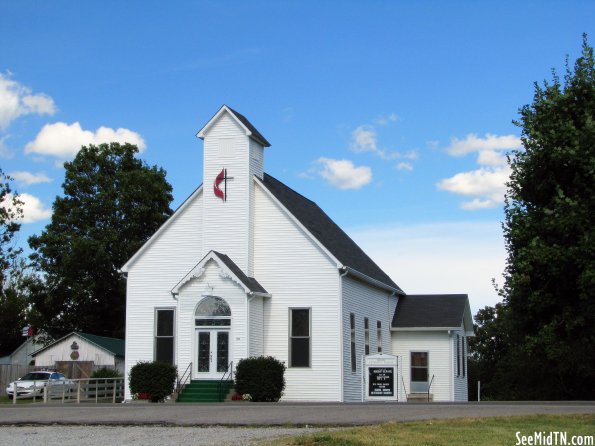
[0,395,38,404]
[263,415,595,446]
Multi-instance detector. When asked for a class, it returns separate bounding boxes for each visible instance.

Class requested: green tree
[498,35,595,399]
[0,169,25,356]
[29,143,173,339]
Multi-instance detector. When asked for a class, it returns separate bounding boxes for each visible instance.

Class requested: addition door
[195,329,230,379]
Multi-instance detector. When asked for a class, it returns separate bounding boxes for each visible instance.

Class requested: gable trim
[196,105,270,147]
[31,332,122,358]
[120,186,203,273]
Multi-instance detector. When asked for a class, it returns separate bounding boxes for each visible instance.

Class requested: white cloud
[9,171,52,186]
[315,157,372,190]
[0,192,51,224]
[436,166,510,210]
[25,121,146,159]
[396,162,413,172]
[438,133,520,210]
[348,221,506,313]
[351,125,379,154]
[374,113,398,125]
[0,135,12,159]
[0,73,56,130]
[447,133,521,157]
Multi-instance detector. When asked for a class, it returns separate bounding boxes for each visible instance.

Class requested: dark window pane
[351,341,356,371]
[217,332,229,372]
[291,309,310,336]
[157,309,174,336]
[411,367,428,382]
[411,352,428,367]
[350,313,355,329]
[198,332,210,372]
[195,318,231,326]
[291,338,310,367]
[155,338,174,364]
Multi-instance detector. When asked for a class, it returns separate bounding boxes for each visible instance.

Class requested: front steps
[407,393,434,403]
[177,380,234,403]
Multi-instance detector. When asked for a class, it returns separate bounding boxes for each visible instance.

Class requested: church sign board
[364,353,399,401]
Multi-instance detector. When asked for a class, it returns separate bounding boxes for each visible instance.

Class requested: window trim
[289,307,311,368]
[154,307,175,365]
[410,350,430,392]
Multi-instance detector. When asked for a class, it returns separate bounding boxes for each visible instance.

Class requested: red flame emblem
[214,168,226,201]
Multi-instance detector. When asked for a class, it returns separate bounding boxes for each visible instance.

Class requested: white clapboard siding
[124,190,203,399]
[176,259,248,375]
[391,331,453,402]
[202,112,251,273]
[35,334,116,367]
[452,327,468,401]
[254,182,342,402]
[249,295,264,357]
[342,276,396,402]
[248,138,264,276]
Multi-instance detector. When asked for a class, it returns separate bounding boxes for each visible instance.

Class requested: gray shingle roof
[391,294,468,328]
[226,106,271,147]
[260,174,402,292]
[212,251,268,295]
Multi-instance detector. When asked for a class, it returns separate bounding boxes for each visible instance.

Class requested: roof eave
[342,266,404,295]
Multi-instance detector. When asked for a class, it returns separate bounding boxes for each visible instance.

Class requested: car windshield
[20,372,51,381]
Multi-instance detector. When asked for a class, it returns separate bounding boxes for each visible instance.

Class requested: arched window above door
[195,296,231,327]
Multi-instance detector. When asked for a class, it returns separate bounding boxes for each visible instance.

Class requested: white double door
[195,329,230,379]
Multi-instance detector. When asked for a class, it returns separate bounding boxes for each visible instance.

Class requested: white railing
[12,377,125,404]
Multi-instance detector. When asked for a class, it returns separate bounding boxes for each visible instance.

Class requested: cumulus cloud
[25,122,146,159]
[0,192,51,224]
[0,73,56,130]
[374,113,398,126]
[9,171,52,186]
[438,133,521,210]
[315,157,372,190]
[396,162,413,172]
[351,125,380,155]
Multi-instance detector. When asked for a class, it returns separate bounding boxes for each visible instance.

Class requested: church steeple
[196,106,270,275]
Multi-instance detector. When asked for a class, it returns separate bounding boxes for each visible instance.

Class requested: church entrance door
[195,329,230,379]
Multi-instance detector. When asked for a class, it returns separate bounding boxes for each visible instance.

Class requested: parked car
[6,371,74,399]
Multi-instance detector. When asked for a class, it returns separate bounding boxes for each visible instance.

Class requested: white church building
[121,105,473,402]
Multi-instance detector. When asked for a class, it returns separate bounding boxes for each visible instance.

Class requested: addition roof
[260,173,402,293]
[391,294,472,331]
[32,332,125,358]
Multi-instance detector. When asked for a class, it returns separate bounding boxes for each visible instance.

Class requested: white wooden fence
[10,377,125,404]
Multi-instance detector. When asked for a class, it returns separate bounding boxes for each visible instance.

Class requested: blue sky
[1,1,593,312]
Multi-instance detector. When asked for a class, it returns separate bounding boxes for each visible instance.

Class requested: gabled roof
[171,250,269,296]
[391,294,473,335]
[197,105,271,147]
[32,332,125,358]
[259,173,403,293]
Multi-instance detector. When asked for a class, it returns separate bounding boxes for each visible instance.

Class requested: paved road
[1,402,593,426]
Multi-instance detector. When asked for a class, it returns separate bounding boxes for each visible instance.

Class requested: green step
[177,380,234,403]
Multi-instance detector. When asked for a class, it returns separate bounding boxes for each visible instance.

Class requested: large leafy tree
[29,143,173,339]
[496,35,595,399]
[0,169,25,356]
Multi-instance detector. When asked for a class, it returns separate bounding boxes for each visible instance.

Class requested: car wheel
[7,394,13,400]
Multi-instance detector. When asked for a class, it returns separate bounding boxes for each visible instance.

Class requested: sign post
[364,353,399,401]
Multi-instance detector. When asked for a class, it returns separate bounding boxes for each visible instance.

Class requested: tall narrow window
[377,320,382,353]
[364,317,370,356]
[289,308,310,367]
[461,336,466,377]
[411,351,429,393]
[350,313,356,372]
[456,334,461,376]
[155,309,174,364]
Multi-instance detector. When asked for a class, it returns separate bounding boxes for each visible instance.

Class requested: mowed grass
[263,414,595,446]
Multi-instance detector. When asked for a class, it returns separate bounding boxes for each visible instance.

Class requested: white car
[6,371,74,399]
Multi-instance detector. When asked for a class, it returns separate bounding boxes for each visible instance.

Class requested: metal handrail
[427,374,435,402]
[218,361,233,401]
[177,362,192,395]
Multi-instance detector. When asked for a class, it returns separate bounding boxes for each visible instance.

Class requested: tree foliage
[471,35,595,400]
[29,143,173,339]
[0,169,22,289]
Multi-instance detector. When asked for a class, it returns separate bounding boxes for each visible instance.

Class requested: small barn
[32,332,125,378]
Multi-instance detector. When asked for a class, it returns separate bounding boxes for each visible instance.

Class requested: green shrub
[235,356,285,402]
[91,368,122,379]
[129,361,177,402]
